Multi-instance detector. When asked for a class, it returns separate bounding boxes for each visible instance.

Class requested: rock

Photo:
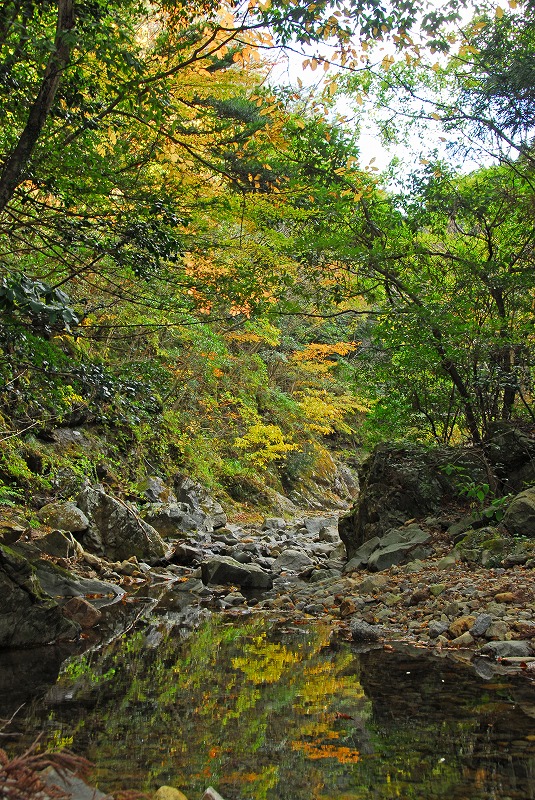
[37,501,90,532]
[450,631,475,647]
[457,527,508,566]
[428,620,450,639]
[0,520,27,545]
[350,619,383,642]
[201,556,273,589]
[62,597,102,628]
[486,423,535,491]
[33,558,124,603]
[437,554,459,569]
[41,767,112,800]
[304,516,338,536]
[479,640,533,659]
[471,614,493,637]
[154,787,189,800]
[343,537,381,570]
[175,477,227,529]
[0,544,79,647]
[448,616,476,638]
[77,483,166,563]
[485,620,510,640]
[367,527,432,572]
[35,529,84,560]
[262,517,287,531]
[338,441,487,558]
[430,583,446,597]
[172,543,203,565]
[144,503,202,537]
[139,476,177,503]
[359,574,388,594]
[503,487,535,538]
[494,591,517,603]
[273,549,315,573]
[202,788,228,800]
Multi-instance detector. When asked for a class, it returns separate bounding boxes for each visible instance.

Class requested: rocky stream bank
[2,426,535,799]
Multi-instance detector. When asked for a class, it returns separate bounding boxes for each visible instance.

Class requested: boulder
[485,423,535,491]
[144,503,203,537]
[33,558,124,603]
[175,476,227,529]
[37,501,89,532]
[350,619,383,642]
[34,529,84,560]
[41,767,112,800]
[503,487,535,538]
[479,640,533,659]
[339,442,488,558]
[201,556,273,589]
[347,526,432,572]
[154,788,189,800]
[272,549,315,573]
[77,483,166,563]
[139,476,177,503]
[0,545,79,647]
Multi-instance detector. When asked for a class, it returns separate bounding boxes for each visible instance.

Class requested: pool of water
[3,610,535,800]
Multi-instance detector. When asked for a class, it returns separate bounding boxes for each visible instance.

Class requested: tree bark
[0,0,74,213]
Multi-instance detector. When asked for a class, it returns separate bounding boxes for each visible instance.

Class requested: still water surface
[3,610,535,800]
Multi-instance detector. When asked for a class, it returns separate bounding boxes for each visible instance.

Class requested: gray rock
[350,619,383,642]
[41,767,112,800]
[77,483,166,563]
[479,640,533,659]
[0,544,79,647]
[273,549,315,573]
[37,501,89,532]
[201,556,272,589]
[35,529,84,560]
[343,537,381,570]
[202,788,228,800]
[471,613,493,637]
[175,477,227,529]
[367,527,432,572]
[262,517,287,531]
[172,543,203,565]
[428,620,450,639]
[503,487,535,538]
[304,516,338,536]
[144,503,202,536]
[139,476,177,503]
[34,559,124,604]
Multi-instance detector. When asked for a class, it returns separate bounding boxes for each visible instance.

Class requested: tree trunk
[0,0,74,213]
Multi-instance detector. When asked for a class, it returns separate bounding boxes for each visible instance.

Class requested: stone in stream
[201,555,273,589]
[479,640,533,659]
[61,596,102,629]
[0,544,80,647]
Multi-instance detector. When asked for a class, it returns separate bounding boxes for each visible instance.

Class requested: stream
[2,600,535,800]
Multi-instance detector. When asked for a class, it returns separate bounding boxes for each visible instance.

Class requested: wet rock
[77,483,166,563]
[201,556,272,589]
[34,558,124,603]
[350,618,383,642]
[479,640,533,659]
[36,501,90,532]
[273,549,314,573]
[62,596,102,628]
[0,544,79,647]
[450,631,475,647]
[485,620,510,640]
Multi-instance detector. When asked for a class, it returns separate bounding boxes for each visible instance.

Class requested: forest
[1,0,533,505]
[1,3,535,800]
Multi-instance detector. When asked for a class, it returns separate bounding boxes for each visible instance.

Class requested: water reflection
[5,616,535,799]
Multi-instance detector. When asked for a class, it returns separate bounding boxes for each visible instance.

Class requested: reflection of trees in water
[7,619,535,800]
[358,647,535,799]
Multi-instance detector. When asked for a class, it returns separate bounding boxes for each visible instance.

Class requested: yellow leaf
[432,62,440,71]
[508,0,518,6]
[295,119,305,129]
[310,58,318,71]
[495,5,504,17]
[356,93,363,105]
[431,112,441,120]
